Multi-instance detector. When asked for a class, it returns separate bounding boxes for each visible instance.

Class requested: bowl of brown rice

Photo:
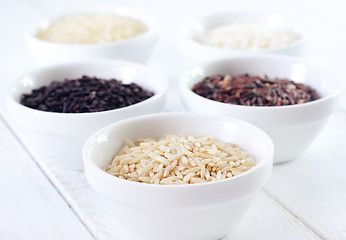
[83,112,273,240]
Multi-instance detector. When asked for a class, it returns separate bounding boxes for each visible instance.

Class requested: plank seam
[0,113,97,240]
[263,189,325,240]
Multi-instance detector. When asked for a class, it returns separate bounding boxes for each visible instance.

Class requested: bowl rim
[83,112,274,189]
[28,7,159,48]
[179,54,341,110]
[179,9,311,52]
[8,59,168,117]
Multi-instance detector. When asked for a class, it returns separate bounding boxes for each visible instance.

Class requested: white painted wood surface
[46,167,322,240]
[0,116,94,240]
[1,0,346,239]
[265,111,346,240]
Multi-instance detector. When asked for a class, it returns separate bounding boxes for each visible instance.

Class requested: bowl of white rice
[83,112,273,240]
[27,8,159,64]
[179,10,310,63]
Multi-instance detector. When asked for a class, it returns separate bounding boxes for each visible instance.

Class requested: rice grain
[105,135,256,185]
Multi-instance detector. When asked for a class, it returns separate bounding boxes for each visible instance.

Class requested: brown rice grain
[184,167,200,175]
[183,172,196,183]
[106,134,256,185]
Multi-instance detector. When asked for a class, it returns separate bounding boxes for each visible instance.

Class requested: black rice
[20,75,154,113]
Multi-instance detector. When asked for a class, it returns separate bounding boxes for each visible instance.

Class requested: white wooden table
[1,0,346,239]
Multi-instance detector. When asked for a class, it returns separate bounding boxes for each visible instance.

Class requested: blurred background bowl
[27,8,159,64]
[179,55,340,163]
[179,10,310,64]
[6,59,168,170]
[83,112,273,240]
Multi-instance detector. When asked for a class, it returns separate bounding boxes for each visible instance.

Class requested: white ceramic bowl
[27,8,159,64]
[6,60,167,170]
[179,55,340,163]
[83,112,273,240]
[179,10,310,63]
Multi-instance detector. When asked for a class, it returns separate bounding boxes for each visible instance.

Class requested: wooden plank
[225,192,320,240]
[265,111,346,239]
[41,167,134,240]
[46,167,320,240]
[0,117,94,240]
